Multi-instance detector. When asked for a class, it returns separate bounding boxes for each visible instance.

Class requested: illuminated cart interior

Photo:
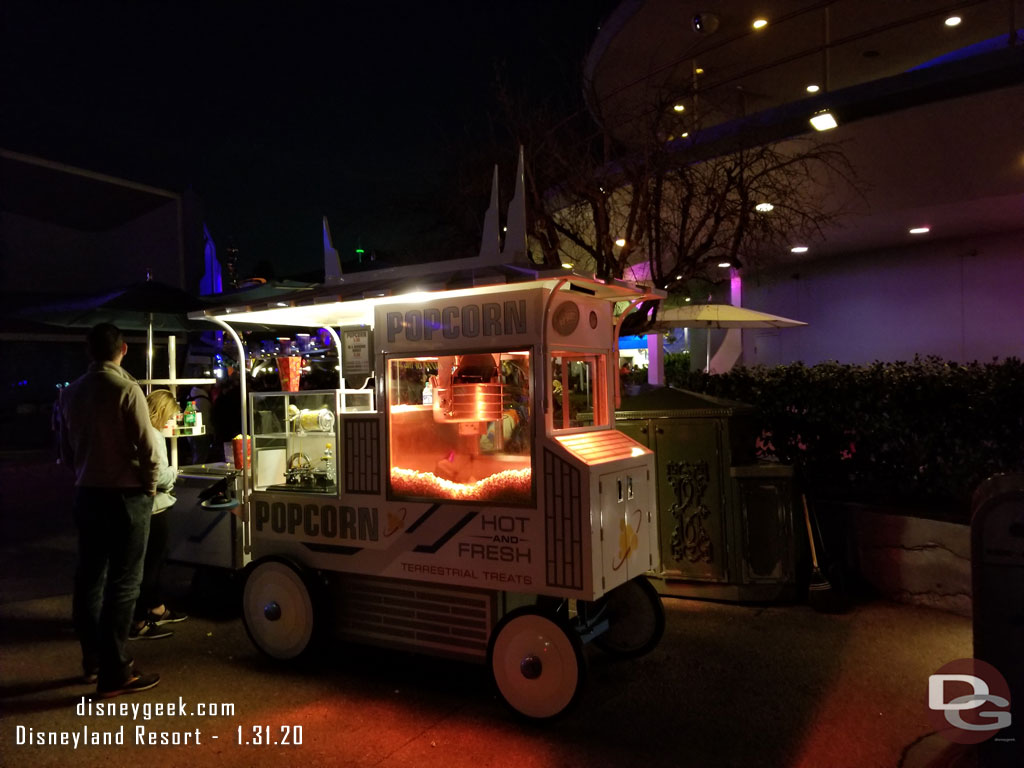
[193,259,666,719]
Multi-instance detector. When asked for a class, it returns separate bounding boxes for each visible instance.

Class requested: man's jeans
[72,488,152,688]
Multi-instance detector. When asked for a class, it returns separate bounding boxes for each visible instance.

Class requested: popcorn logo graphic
[612,509,643,571]
[384,507,408,538]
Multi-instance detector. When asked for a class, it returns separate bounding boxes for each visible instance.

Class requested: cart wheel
[594,576,665,659]
[242,559,317,660]
[487,606,585,720]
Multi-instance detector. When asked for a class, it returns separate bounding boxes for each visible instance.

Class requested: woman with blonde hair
[130,389,187,639]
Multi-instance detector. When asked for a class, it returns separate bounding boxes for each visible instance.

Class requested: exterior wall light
[790,246,809,253]
[755,202,774,212]
[909,227,930,234]
[752,18,768,29]
[615,238,626,247]
[810,110,838,131]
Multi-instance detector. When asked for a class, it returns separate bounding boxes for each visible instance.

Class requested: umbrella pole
[146,313,154,394]
[706,327,711,373]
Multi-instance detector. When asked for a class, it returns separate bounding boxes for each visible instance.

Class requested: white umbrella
[646,304,807,373]
[649,304,807,329]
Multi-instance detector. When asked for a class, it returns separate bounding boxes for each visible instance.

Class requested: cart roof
[189,262,663,329]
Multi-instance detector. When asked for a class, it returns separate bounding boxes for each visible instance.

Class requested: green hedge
[669,356,1024,520]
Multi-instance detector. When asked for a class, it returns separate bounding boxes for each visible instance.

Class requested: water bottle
[320,443,335,484]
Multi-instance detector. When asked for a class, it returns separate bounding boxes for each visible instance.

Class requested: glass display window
[550,353,607,431]
[250,390,340,493]
[387,351,532,504]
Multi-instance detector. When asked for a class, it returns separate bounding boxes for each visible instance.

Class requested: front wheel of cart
[594,576,665,659]
[488,606,585,720]
[242,558,318,660]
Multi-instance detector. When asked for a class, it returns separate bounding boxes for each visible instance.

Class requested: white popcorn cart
[192,171,666,719]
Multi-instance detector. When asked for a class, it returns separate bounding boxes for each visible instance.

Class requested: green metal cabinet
[617,387,797,602]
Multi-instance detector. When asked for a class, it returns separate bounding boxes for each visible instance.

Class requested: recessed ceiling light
[755,202,774,212]
[673,104,686,112]
[945,16,962,27]
[909,226,930,234]
[806,84,820,93]
[752,18,768,30]
[718,262,732,268]
[615,238,626,247]
[810,110,838,131]
[790,246,809,253]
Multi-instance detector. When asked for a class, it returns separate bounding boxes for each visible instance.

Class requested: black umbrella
[16,280,212,332]
[13,280,220,387]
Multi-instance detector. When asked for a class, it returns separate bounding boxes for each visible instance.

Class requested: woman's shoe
[148,608,187,625]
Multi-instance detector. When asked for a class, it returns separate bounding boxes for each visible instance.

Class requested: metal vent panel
[343,418,381,494]
[543,449,584,590]
[337,576,492,660]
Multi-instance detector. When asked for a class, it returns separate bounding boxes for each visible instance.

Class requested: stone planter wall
[842,506,972,617]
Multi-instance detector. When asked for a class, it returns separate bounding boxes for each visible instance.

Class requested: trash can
[971,473,1024,756]
[617,387,798,601]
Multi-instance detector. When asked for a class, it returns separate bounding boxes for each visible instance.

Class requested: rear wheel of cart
[487,606,585,720]
[242,558,318,660]
[593,576,665,658]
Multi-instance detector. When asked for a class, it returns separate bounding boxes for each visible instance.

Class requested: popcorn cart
[192,173,666,719]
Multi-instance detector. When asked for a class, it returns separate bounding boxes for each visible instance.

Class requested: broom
[802,494,843,613]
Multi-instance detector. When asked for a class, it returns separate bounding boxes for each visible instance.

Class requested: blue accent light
[909,33,1024,70]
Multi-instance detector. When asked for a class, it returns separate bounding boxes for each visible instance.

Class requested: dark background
[1,0,617,279]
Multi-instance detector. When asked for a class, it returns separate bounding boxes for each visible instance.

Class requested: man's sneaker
[148,608,187,625]
[96,671,160,699]
[129,620,173,640]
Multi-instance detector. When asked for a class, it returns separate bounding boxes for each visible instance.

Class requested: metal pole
[322,326,344,391]
[146,313,154,395]
[706,328,711,373]
[168,334,178,471]
[210,317,251,555]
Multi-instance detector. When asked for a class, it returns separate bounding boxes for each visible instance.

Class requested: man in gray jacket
[59,323,163,697]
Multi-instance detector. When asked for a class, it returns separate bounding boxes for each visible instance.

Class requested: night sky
[1,1,616,280]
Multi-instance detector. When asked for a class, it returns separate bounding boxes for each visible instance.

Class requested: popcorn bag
[232,435,252,468]
[277,356,302,392]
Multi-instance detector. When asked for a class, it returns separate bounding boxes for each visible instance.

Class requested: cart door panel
[599,466,654,589]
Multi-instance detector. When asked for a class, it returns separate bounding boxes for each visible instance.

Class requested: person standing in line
[59,323,162,697]
[130,389,188,639]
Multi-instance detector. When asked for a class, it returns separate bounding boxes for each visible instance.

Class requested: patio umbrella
[648,304,807,330]
[13,280,217,385]
[16,280,212,332]
[646,304,807,373]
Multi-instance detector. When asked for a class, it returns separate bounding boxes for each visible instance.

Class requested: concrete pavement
[0,452,998,767]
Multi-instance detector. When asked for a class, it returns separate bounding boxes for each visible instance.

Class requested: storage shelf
[141,378,216,386]
[161,426,207,438]
[254,431,332,439]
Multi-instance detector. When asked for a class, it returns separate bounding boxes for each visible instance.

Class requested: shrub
[668,356,1024,520]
